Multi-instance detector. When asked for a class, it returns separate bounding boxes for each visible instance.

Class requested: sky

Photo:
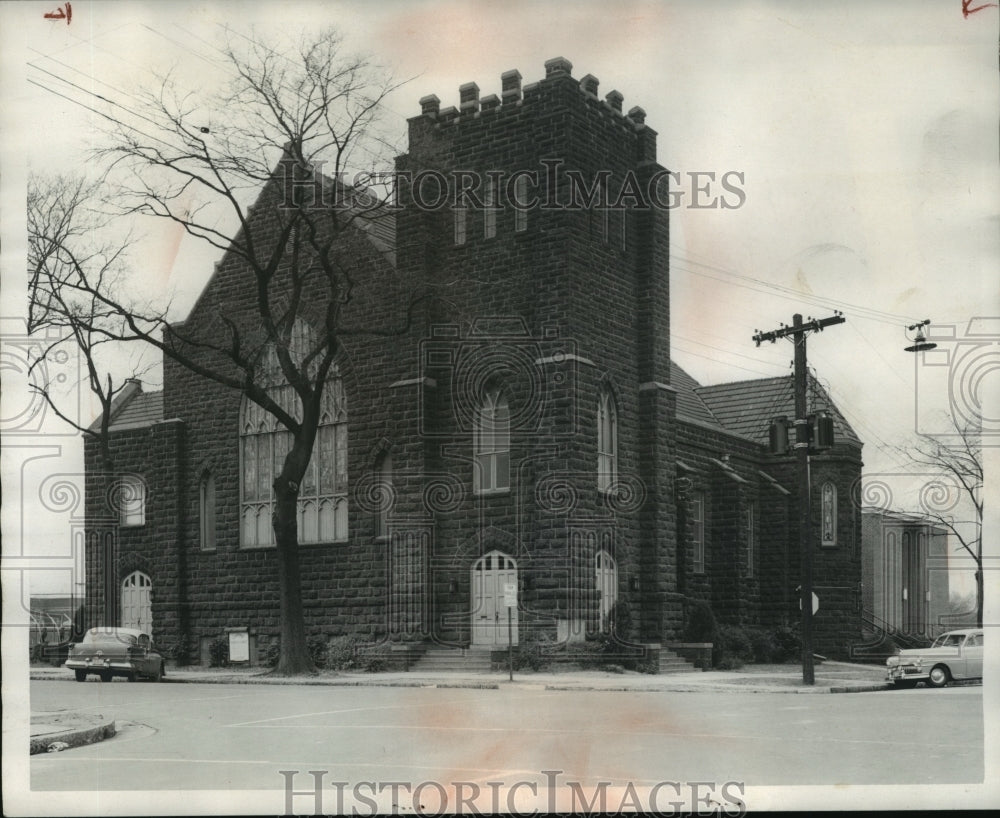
[1,0,998,813]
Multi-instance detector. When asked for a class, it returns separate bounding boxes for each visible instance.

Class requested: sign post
[503,583,517,681]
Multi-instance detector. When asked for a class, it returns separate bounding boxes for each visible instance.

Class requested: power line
[671,253,919,327]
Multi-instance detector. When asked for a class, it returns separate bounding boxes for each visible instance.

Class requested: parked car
[886,628,983,688]
[64,627,165,683]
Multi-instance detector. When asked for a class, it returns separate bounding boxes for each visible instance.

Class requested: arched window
[821,481,837,546]
[692,491,706,574]
[595,549,618,633]
[474,390,510,494]
[119,474,146,527]
[597,388,618,492]
[374,450,393,539]
[199,471,216,551]
[240,321,348,547]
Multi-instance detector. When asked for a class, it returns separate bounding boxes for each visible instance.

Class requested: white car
[886,628,983,688]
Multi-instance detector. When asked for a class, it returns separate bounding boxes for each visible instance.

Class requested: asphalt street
[28,678,983,811]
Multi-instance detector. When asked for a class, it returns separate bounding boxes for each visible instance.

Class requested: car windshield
[931,633,965,648]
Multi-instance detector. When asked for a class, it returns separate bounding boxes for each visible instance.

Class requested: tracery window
[240,321,347,547]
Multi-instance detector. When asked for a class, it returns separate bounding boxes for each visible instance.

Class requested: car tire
[893,679,918,689]
[150,662,163,683]
[74,670,87,683]
[926,665,950,688]
[99,670,112,683]
[127,671,137,682]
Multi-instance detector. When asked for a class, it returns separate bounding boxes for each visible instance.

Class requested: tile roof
[108,390,163,431]
[696,374,861,448]
[669,361,725,430]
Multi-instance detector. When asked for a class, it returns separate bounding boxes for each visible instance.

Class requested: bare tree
[27,29,423,674]
[902,418,984,628]
[27,173,152,472]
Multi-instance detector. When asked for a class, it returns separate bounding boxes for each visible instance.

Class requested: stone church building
[83,58,864,667]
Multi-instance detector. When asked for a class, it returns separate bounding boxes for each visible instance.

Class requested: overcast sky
[2,0,997,590]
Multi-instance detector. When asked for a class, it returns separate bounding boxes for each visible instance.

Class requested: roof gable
[669,361,725,430]
[696,374,861,448]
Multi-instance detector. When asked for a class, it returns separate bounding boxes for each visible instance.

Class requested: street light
[904,319,937,353]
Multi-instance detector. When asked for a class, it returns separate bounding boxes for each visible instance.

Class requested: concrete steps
[410,647,494,674]
[659,648,699,674]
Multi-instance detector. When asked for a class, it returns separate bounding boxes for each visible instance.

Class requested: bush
[307,635,330,669]
[325,635,362,670]
[511,630,554,671]
[684,599,718,643]
[208,636,229,668]
[748,628,781,663]
[773,626,801,662]
[713,625,754,669]
[605,600,634,642]
[263,638,280,668]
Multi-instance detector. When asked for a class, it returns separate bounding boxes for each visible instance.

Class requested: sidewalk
[29,660,890,751]
[30,659,891,693]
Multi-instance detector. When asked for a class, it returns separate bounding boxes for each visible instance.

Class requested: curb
[30,716,116,755]
[544,682,890,694]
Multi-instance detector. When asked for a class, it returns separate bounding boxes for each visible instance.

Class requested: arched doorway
[121,571,153,634]
[470,550,518,646]
[595,550,618,632]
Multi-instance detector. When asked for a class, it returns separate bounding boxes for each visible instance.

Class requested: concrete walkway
[30,660,892,751]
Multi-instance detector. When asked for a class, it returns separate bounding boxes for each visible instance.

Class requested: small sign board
[798,592,820,615]
[228,630,250,663]
[503,583,517,608]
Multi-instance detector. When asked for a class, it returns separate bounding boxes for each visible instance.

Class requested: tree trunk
[272,481,316,674]
[975,568,984,629]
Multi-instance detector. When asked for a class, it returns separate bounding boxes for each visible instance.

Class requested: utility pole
[753,312,845,685]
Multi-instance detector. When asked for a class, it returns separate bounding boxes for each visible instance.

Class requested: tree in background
[26,29,426,674]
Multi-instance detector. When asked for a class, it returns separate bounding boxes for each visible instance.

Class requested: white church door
[596,550,618,632]
[121,571,153,635]
[471,550,518,646]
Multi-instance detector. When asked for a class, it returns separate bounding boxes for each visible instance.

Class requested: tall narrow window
[692,491,705,574]
[746,501,756,578]
[474,390,509,493]
[598,181,609,243]
[597,388,618,492]
[454,205,467,245]
[821,481,837,546]
[119,475,145,527]
[514,175,528,232]
[199,471,216,551]
[484,177,497,239]
[240,320,348,547]
[374,451,393,539]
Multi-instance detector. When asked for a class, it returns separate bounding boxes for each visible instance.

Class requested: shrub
[712,625,754,669]
[208,636,229,668]
[684,599,718,643]
[748,627,781,663]
[263,638,280,668]
[606,600,634,642]
[307,635,330,669]
[773,626,801,662]
[511,630,554,671]
[325,635,362,670]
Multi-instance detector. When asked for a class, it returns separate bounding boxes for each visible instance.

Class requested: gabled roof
[86,380,164,433]
[696,374,861,448]
[669,361,725,430]
[110,390,163,430]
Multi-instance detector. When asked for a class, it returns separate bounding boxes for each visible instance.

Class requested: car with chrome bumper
[64,627,165,682]
[886,628,983,688]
